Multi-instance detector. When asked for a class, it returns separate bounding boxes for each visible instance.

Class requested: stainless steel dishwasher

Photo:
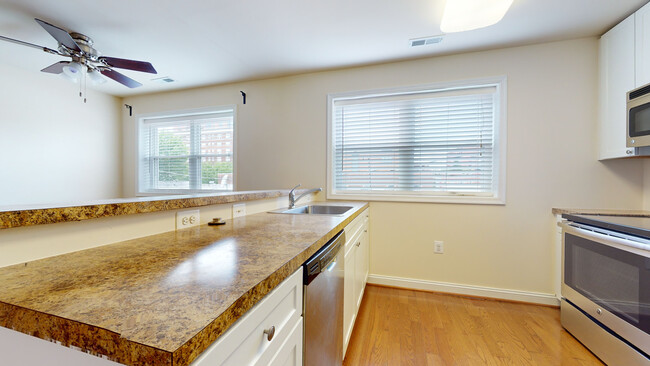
[303,230,345,366]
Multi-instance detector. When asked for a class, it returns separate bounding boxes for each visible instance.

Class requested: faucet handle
[290,184,301,193]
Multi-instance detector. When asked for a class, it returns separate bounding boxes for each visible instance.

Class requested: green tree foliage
[158,132,189,182]
[202,162,233,184]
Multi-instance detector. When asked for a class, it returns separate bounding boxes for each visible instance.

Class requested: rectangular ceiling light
[441,0,514,33]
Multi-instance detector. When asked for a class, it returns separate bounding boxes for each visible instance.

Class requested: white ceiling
[0,0,647,97]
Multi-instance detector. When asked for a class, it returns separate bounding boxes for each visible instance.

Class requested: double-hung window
[327,77,506,204]
[138,106,235,194]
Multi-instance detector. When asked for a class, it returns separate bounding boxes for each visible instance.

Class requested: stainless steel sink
[270,205,353,216]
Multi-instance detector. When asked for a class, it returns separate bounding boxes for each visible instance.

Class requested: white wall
[0,63,122,206]
[124,38,645,298]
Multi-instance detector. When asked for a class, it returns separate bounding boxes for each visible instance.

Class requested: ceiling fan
[0,18,157,88]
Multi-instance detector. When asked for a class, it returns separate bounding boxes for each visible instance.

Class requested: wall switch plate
[434,240,444,254]
[232,203,246,218]
[176,209,200,230]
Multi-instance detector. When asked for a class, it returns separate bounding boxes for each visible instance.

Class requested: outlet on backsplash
[176,209,200,230]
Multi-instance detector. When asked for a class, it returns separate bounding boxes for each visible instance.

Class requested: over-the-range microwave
[627,83,650,149]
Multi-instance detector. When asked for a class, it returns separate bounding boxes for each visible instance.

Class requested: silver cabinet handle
[263,326,275,341]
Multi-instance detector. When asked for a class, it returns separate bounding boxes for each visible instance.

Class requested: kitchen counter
[0,189,315,229]
[551,208,650,217]
[0,201,368,366]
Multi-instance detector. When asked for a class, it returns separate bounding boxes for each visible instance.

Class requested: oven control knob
[596,308,602,315]
[626,149,634,155]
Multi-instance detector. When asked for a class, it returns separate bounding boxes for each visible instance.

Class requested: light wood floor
[343,285,604,366]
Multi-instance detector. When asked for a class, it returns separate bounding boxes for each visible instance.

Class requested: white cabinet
[599,2,650,159]
[342,209,370,358]
[636,2,650,86]
[599,15,636,160]
[191,267,303,366]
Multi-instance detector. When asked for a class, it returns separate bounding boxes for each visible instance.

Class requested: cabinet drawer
[191,268,303,366]
[344,208,368,253]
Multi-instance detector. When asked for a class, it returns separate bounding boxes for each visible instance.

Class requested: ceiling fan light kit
[441,0,514,33]
[62,61,83,80]
[0,18,157,96]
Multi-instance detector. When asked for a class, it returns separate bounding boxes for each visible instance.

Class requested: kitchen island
[0,201,368,365]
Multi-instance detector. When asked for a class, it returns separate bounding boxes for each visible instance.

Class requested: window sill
[327,192,505,205]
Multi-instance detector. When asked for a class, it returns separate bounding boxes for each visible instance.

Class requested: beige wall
[0,63,123,206]
[124,38,645,297]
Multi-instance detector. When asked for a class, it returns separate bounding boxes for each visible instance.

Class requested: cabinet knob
[263,326,275,341]
[356,241,361,247]
[596,308,602,315]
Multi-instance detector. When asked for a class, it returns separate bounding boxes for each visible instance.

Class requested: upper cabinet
[599,2,650,160]
[636,3,650,86]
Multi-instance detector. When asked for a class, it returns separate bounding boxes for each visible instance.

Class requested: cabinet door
[353,230,368,310]
[264,318,303,366]
[636,2,650,87]
[599,15,636,160]
[342,245,356,356]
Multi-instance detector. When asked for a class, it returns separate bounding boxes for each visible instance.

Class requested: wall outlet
[434,240,444,254]
[232,203,246,218]
[176,209,200,230]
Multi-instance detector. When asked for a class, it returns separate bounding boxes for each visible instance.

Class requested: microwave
[627,83,650,147]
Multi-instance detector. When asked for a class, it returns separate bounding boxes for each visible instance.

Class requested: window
[138,106,235,194]
[327,77,506,204]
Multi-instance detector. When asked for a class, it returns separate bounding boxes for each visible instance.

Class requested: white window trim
[135,105,237,196]
[326,76,507,205]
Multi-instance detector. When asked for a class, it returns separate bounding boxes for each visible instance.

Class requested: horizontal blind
[333,87,496,196]
[139,109,234,192]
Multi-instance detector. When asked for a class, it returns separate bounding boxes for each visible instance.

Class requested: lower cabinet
[342,209,370,358]
[191,267,303,366]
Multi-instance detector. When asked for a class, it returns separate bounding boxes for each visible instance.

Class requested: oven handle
[561,222,650,256]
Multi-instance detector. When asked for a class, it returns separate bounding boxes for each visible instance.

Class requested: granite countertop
[551,208,650,217]
[0,201,368,366]
[0,189,314,229]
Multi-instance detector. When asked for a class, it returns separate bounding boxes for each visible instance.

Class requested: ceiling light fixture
[62,61,84,82]
[88,69,106,85]
[441,0,514,33]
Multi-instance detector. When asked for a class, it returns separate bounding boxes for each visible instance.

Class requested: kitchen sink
[269,205,353,216]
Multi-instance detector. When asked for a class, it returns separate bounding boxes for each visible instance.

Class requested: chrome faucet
[288,184,322,209]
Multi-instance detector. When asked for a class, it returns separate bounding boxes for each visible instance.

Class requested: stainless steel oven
[561,215,650,365]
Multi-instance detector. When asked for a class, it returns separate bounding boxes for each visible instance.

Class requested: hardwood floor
[343,285,604,366]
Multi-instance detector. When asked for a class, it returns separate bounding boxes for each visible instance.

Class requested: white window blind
[138,108,234,194]
[329,79,505,203]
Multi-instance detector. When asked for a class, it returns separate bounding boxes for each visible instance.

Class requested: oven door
[561,223,650,356]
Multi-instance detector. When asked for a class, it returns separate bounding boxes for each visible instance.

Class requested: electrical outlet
[176,209,200,230]
[232,203,246,218]
[434,240,444,254]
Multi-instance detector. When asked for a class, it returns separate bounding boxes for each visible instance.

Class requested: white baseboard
[367,274,560,306]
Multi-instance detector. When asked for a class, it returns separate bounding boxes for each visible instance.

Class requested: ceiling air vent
[152,76,175,83]
[409,35,443,47]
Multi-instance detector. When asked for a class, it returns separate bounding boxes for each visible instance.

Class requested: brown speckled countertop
[0,201,368,365]
[0,189,314,230]
[551,208,650,217]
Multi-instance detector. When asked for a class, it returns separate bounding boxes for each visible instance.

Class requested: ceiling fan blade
[35,18,81,52]
[99,56,157,74]
[100,69,142,88]
[41,61,69,74]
